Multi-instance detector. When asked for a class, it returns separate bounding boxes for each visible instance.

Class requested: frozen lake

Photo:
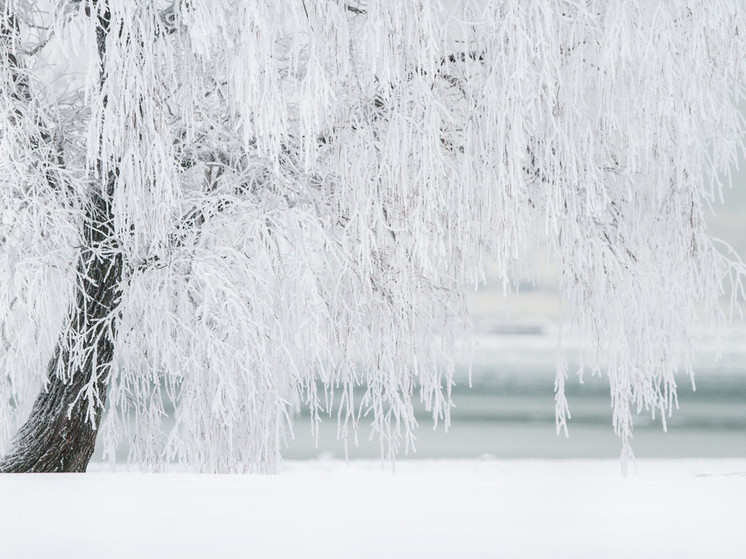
[284,324,746,461]
[91,323,746,463]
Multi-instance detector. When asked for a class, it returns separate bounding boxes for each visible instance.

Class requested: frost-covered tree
[0,0,744,473]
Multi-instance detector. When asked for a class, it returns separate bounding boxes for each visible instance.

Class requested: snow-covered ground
[1,459,744,558]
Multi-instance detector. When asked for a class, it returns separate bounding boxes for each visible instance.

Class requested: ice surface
[0,459,744,558]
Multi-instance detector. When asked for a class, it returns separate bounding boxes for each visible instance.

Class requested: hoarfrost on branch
[0,0,744,472]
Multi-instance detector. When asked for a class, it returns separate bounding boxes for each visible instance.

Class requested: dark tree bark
[0,185,121,472]
[0,2,119,473]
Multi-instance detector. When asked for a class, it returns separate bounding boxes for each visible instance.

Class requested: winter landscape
[1,0,746,557]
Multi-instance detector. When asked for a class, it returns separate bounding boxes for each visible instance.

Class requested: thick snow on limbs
[0,0,744,473]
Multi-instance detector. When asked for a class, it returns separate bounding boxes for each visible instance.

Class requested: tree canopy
[0,0,744,472]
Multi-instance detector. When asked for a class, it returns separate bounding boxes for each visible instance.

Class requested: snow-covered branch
[0,0,743,472]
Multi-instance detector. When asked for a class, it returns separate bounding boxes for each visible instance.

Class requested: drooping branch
[0,10,68,197]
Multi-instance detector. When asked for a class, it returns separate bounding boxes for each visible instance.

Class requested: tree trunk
[0,182,121,473]
[0,2,118,473]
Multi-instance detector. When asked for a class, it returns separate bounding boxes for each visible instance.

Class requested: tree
[0,0,744,473]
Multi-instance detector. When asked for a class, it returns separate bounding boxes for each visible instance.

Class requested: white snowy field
[0,460,744,559]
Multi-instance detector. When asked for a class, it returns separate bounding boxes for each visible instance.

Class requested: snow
[1,459,744,558]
